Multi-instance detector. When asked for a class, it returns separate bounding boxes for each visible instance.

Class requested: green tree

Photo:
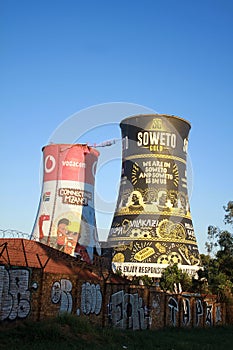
[224,201,233,226]
[159,263,192,293]
[132,274,154,286]
[202,201,233,299]
[205,225,221,256]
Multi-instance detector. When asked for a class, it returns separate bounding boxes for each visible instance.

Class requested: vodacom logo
[45,155,56,173]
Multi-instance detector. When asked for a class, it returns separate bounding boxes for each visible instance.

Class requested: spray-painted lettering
[182,298,190,326]
[0,266,31,320]
[206,303,213,326]
[51,279,73,313]
[195,299,203,326]
[168,297,178,326]
[109,290,150,330]
[216,305,222,323]
[81,283,102,315]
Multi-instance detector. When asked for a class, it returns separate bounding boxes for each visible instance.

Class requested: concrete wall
[0,264,226,328]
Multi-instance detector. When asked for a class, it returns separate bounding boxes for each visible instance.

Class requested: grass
[0,314,233,350]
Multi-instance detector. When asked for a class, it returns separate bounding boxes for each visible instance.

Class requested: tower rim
[120,113,191,129]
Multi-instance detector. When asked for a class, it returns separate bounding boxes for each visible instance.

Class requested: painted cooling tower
[31,144,100,263]
[107,114,201,277]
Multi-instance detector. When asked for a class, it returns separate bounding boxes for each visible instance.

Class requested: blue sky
[1,0,233,253]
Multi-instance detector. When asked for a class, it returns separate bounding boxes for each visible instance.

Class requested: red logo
[45,155,56,173]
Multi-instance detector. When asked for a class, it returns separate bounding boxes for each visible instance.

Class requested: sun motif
[131,162,140,185]
[173,163,179,187]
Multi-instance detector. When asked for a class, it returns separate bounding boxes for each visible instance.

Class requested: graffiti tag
[80,282,102,315]
[51,279,73,313]
[109,290,150,330]
[0,266,31,320]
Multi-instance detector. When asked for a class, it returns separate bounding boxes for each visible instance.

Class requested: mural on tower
[107,114,201,277]
[30,143,101,263]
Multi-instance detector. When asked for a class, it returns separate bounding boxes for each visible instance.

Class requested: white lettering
[137,132,143,146]
[137,131,176,149]
[62,160,86,168]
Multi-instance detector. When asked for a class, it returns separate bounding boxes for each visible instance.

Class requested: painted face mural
[107,114,201,277]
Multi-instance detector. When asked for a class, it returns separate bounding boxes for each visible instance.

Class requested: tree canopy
[197,201,233,298]
[160,201,233,300]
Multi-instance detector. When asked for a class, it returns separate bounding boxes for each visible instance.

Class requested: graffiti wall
[108,288,150,330]
[163,294,224,328]
[0,264,226,328]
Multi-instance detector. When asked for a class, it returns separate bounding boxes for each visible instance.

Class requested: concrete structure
[31,143,101,263]
[107,114,201,277]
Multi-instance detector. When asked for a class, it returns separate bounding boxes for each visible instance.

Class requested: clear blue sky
[1,0,233,254]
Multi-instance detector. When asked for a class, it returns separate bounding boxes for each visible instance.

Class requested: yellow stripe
[124,153,186,164]
[108,237,198,245]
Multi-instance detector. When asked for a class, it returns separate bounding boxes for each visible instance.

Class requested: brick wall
[0,264,227,328]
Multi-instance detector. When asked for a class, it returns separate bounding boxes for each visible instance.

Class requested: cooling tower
[31,144,100,263]
[107,114,201,277]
